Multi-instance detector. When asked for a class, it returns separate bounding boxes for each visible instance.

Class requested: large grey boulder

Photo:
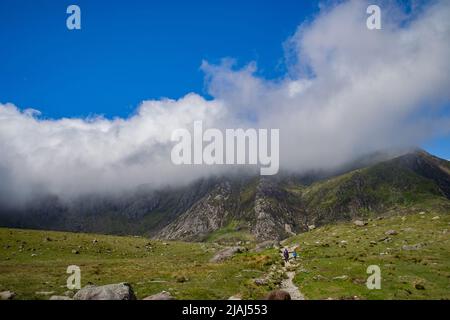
[74,283,136,300]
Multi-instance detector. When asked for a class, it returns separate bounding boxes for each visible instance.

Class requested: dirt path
[281,269,305,300]
[279,247,305,300]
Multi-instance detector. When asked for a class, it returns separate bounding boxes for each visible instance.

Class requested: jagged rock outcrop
[157,177,306,241]
[251,178,304,241]
[157,182,235,241]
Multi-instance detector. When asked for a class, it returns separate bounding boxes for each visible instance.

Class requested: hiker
[283,248,289,262]
[292,249,297,260]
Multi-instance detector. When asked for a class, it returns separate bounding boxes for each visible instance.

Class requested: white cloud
[1,0,449,205]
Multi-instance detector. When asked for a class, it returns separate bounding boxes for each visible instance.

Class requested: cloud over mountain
[1,0,449,205]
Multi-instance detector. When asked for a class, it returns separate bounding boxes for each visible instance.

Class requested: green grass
[1,203,449,300]
[284,208,450,300]
[0,228,277,300]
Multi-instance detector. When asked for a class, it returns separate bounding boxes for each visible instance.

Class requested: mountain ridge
[0,150,449,242]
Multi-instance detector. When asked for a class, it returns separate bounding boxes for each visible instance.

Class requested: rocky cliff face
[157,178,306,241]
[157,181,235,241]
[1,150,449,242]
[251,178,305,241]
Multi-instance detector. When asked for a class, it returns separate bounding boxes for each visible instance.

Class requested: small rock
[353,220,366,227]
[228,295,242,300]
[254,278,268,286]
[308,224,316,231]
[0,291,15,300]
[431,216,440,220]
[333,275,348,280]
[71,250,79,254]
[402,244,422,251]
[143,291,174,300]
[385,230,398,236]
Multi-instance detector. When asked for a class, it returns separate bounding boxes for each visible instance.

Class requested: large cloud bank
[1,0,449,205]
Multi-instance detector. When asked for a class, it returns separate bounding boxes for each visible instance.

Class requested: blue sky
[0,0,316,117]
[0,0,448,159]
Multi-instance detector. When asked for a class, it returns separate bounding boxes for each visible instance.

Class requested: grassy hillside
[0,202,449,300]
[295,154,449,225]
[0,228,278,300]
[284,204,450,299]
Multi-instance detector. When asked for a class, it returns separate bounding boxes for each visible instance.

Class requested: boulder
[254,278,268,286]
[143,291,174,300]
[74,283,136,300]
[0,291,15,300]
[353,220,367,227]
[402,244,422,251]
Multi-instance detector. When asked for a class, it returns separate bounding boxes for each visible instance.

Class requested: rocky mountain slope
[0,150,449,242]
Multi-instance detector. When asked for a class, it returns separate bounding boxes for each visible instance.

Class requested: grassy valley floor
[0,208,448,300]
[0,228,278,300]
